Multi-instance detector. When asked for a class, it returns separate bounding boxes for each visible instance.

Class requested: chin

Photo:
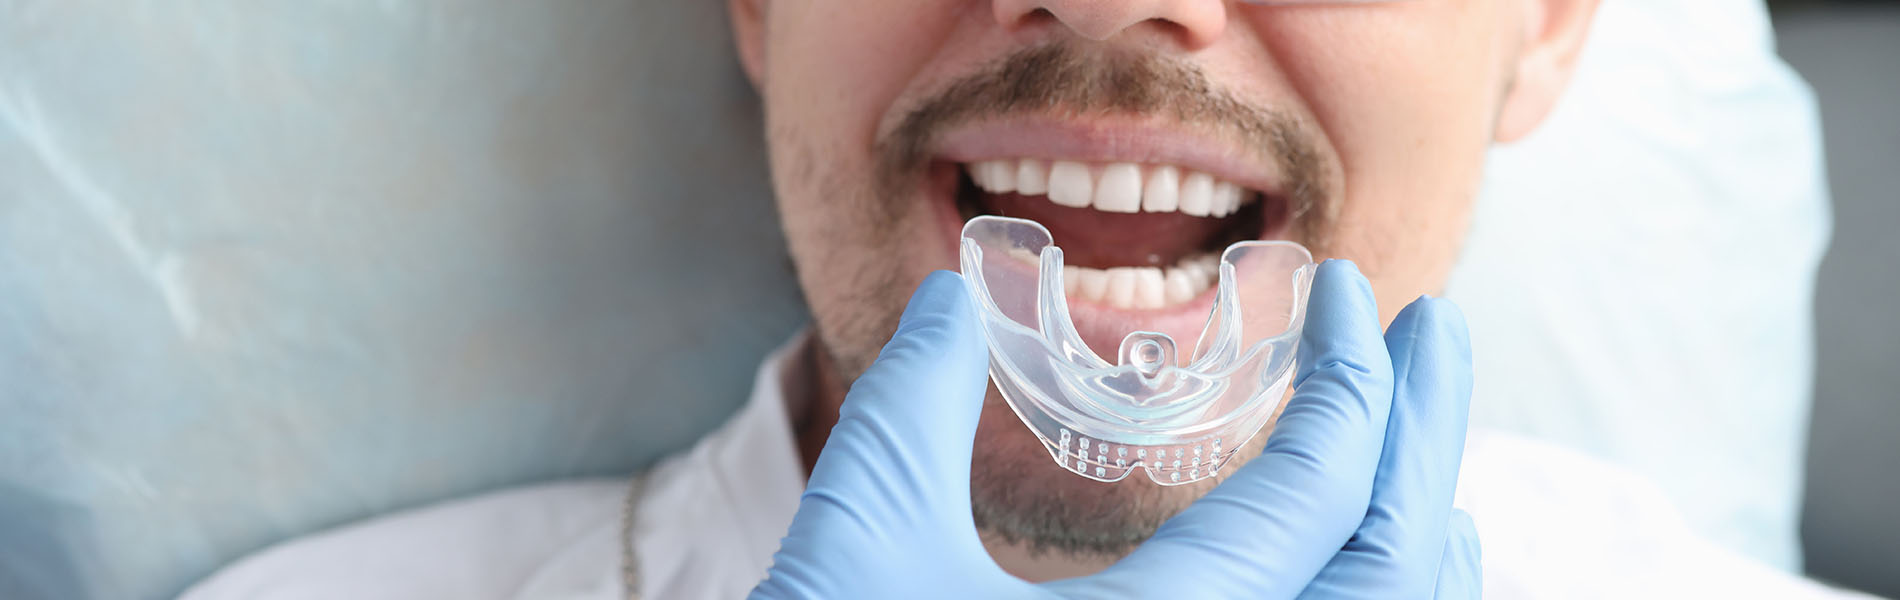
[968,382,1256,560]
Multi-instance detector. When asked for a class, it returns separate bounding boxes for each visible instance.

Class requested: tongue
[980,193,1229,269]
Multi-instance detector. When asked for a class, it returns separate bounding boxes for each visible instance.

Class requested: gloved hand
[752,260,1479,599]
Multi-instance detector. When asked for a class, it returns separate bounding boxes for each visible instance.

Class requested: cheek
[762,0,968,179]
[1243,5,1510,315]
[763,0,928,214]
[759,1,976,372]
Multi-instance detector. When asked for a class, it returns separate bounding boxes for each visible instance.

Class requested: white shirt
[182,333,1874,600]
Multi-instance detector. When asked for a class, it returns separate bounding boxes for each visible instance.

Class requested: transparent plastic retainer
[959,216,1316,486]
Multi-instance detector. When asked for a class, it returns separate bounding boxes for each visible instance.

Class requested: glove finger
[1072,260,1394,598]
[1302,296,1474,597]
[760,271,993,592]
[812,270,991,530]
[1432,509,1483,599]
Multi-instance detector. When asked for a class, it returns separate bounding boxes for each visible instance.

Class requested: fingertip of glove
[1309,260,1380,324]
[897,272,977,339]
[901,271,970,323]
[888,271,986,367]
[1295,259,1383,383]
[1421,296,1468,337]
[1450,507,1477,529]
[1389,296,1470,350]
[1448,508,1482,559]
[1314,259,1369,292]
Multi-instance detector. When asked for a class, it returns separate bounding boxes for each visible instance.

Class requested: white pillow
[1448,0,1827,571]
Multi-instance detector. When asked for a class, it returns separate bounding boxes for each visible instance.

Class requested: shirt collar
[630,330,810,598]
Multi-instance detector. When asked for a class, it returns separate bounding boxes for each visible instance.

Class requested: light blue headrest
[0,2,802,598]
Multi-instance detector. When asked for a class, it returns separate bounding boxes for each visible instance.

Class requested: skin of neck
[788,335,1116,581]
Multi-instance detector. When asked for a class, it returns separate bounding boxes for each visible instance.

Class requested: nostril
[995,0,1155,41]
[993,1,1051,30]
[996,7,1058,31]
[995,0,1227,49]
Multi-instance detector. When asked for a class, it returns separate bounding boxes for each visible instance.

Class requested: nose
[993,0,1228,48]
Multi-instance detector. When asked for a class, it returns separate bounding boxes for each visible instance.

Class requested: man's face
[732,0,1586,564]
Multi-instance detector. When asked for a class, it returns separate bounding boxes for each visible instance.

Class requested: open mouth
[949,158,1291,311]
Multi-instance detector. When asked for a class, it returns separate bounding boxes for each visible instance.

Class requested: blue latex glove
[752,261,1478,599]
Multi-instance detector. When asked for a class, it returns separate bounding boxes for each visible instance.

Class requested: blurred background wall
[1770,1,1900,597]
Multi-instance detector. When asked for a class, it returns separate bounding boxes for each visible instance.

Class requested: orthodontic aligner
[959,215,1314,485]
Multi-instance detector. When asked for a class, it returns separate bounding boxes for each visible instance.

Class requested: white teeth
[1143,165,1179,213]
[1016,159,1048,195]
[1211,181,1239,218]
[1074,266,1110,301]
[968,163,992,190]
[1178,171,1215,217]
[1163,267,1198,305]
[1094,163,1142,213]
[964,159,1252,220]
[1198,255,1222,288]
[1047,161,1094,208]
[989,160,1018,193]
[970,160,1015,193]
[1059,254,1222,310]
[1103,268,1138,309]
[1132,267,1166,309]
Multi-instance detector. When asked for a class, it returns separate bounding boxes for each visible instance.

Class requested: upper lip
[929,112,1288,199]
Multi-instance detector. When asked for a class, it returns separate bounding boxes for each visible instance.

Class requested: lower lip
[927,162,1241,363]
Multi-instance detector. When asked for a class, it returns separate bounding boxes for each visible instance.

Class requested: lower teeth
[1062,253,1220,310]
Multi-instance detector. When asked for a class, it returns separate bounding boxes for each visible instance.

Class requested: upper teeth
[967,159,1251,218]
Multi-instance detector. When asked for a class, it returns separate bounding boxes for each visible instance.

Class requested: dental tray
[959,215,1315,485]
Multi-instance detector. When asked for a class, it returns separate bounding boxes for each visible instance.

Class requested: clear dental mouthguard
[959,215,1316,486]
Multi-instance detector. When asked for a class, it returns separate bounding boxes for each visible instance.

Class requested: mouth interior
[952,165,1281,271]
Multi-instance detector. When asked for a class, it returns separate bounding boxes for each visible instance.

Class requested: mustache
[875,41,1330,231]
